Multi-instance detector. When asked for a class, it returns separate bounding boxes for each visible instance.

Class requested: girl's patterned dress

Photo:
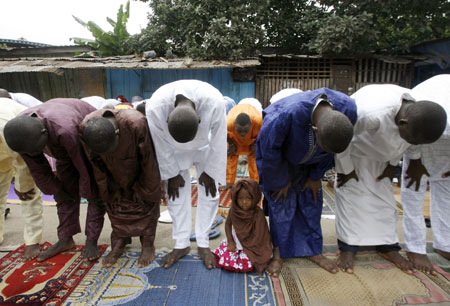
[214,226,253,272]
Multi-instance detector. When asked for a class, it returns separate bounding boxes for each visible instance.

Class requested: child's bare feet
[308,254,337,273]
[266,257,283,277]
[198,247,216,269]
[406,252,437,275]
[37,237,75,261]
[337,251,355,274]
[266,247,282,277]
[23,244,40,261]
[161,247,190,268]
[378,251,414,274]
[138,245,156,268]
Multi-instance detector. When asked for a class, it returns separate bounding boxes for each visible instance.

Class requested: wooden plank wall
[354,58,413,90]
[0,69,106,101]
[256,57,413,109]
[256,57,332,108]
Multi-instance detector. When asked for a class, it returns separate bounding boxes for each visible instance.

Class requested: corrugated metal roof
[0,38,53,48]
[0,56,261,73]
[260,53,422,64]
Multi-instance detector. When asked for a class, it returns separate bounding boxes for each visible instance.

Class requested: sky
[0,0,151,46]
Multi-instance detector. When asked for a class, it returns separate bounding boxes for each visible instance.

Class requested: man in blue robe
[256,88,357,276]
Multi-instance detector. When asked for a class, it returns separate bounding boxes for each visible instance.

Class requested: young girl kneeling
[214,179,272,274]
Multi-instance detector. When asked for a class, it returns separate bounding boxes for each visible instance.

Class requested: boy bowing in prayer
[146,80,227,270]
[222,103,262,190]
[335,84,447,274]
[4,98,106,262]
[80,108,161,268]
[400,74,450,275]
[256,88,357,277]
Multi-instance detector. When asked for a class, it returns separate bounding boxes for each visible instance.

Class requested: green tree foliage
[308,12,380,55]
[263,0,326,52]
[132,0,450,59]
[71,1,131,56]
[316,0,450,54]
[129,0,268,60]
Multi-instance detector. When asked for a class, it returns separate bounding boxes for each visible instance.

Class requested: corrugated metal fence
[106,68,255,103]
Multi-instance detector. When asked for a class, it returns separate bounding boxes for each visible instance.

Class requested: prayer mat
[63,249,276,306]
[161,185,233,208]
[7,183,56,206]
[0,242,108,305]
[274,251,450,306]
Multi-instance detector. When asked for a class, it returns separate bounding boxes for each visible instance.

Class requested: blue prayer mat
[63,250,276,306]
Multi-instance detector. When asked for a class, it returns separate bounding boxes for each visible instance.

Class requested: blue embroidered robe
[256,88,357,258]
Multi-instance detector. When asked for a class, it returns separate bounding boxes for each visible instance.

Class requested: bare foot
[23,244,40,261]
[161,247,190,268]
[337,251,355,274]
[102,239,127,268]
[267,258,283,277]
[308,254,337,273]
[406,252,437,275]
[138,245,156,268]
[435,249,450,261]
[37,237,75,261]
[219,183,233,191]
[378,251,414,274]
[267,247,282,278]
[198,247,216,269]
[83,239,100,262]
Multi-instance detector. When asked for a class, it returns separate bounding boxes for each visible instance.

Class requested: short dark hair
[317,110,354,153]
[235,113,251,126]
[168,106,199,143]
[0,88,11,98]
[407,100,447,143]
[136,101,146,115]
[83,117,117,153]
[132,96,144,102]
[4,116,46,152]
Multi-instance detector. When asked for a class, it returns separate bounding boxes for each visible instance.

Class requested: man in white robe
[146,80,227,269]
[401,74,450,275]
[0,98,44,260]
[0,89,42,108]
[270,88,302,104]
[335,84,447,274]
[81,96,120,109]
[238,98,263,113]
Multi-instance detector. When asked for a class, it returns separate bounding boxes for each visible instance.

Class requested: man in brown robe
[4,98,105,261]
[80,109,161,267]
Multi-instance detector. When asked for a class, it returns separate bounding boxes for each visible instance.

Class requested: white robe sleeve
[147,108,179,180]
[403,145,422,161]
[203,102,227,185]
[335,114,381,174]
[335,146,354,175]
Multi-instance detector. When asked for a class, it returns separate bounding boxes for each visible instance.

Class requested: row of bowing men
[0,74,448,277]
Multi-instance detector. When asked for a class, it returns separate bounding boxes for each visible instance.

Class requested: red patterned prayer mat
[0,242,108,305]
[162,184,233,207]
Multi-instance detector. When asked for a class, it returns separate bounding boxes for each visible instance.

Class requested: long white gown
[402,74,450,254]
[335,84,418,246]
[146,80,227,249]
